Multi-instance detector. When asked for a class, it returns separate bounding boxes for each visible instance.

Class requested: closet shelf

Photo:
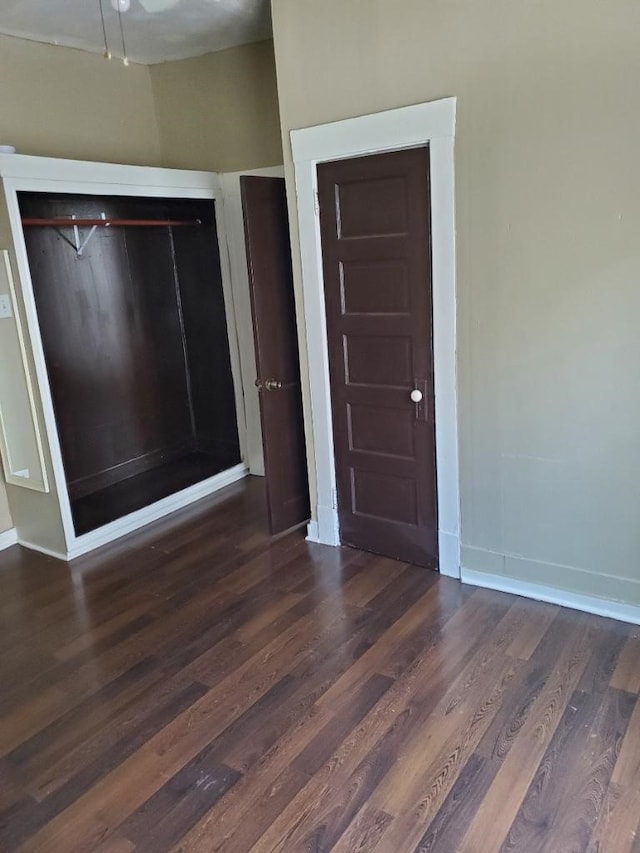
[21,218,202,227]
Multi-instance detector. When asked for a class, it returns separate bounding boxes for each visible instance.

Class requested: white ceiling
[0,0,272,65]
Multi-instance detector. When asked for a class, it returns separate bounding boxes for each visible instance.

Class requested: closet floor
[71,450,239,536]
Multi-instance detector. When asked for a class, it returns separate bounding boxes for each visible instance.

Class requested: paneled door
[317,147,438,568]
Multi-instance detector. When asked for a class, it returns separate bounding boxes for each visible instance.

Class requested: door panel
[240,176,310,534]
[317,147,438,568]
[337,176,410,237]
[345,334,413,386]
[341,260,411,314]
[348,404,415,458]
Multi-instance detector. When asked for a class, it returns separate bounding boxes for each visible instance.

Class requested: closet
[19,191,240,536]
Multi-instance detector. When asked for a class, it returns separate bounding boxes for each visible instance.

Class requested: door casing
[290,97,461,578]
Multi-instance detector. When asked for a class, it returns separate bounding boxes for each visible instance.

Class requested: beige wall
[0,34,161,165]
[150,40,283,172]
[271,0,640,604]
[0,477,10,534]
[0,34,163,534]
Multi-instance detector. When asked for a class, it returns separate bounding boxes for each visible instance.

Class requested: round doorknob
[410,389,423,403]
[264,378,283,391]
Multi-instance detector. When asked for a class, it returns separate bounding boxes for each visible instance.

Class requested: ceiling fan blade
[137,0,182,12]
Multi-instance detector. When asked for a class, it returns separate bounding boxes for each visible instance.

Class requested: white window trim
[290,97,460,578]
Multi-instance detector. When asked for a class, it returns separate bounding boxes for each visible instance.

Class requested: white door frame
[290,97,460,578]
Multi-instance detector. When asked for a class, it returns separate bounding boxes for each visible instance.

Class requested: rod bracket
[55,212,107,257]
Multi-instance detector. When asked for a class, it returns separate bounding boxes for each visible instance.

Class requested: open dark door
[241,176,310,534]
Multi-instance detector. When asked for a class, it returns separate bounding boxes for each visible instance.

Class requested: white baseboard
[306,520,320,543]
[0,527,18,552]
[19,463,249,562]
[461,567,640,626]
[16,539,67,560]
[316,505,341,547]
[438,530,461,578]
[66,463,248,560]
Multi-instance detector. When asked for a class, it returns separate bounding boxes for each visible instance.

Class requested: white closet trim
[0,527,17,552]
[0,154,251,559]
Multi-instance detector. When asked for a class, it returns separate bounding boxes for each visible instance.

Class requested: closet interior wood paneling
[19,192,240,535]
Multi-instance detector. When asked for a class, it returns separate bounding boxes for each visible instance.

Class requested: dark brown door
[241,176,310,534]
[317,147,438,568]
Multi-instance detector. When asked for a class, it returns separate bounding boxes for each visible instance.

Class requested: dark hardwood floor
[0,476,639,852]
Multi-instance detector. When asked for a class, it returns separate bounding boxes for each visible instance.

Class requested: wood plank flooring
[0,476,639,852]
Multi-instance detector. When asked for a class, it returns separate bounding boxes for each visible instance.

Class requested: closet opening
[19,192,241,536]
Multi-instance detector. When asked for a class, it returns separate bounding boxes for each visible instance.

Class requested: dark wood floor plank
[18,749,162,852]
[457,612,596,852]
[151,601,367,767]
[331,805,394,853]
[503,686,635,852]
[243,697,419,853]
[346,611,538,850]
[611,634,640,694]
[0,682,209,850]
[17,668,199,799]
[242,595,514,852]
[293,673,394,778]
[341,556,407,607]
[0,639,57,691]
[19,591,366,849]
[577,617,630,695]
[120,753,240,853]
[187,764,311,853]
[53,601,158,662]
[503,599,559,661]
[7,657,159,776]
[0,758,27,816]
[0,559,154,653]
[370,648,518,816]
[0,685,73,759]
[0,568,236,719]
[412,751,490,853]
[168,706,336,851]
[414,610,576,852]
[217,537,309,596]
[92,835,136,852]
[0,476,635,853]
[218,579,443,777]
[168,564,436,784]
[171,591,484,852]
[314,583,503,719]
[190,672,302,773]
[587,695,640,853]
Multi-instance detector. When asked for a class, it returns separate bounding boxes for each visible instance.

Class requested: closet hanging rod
[20,218,203,228]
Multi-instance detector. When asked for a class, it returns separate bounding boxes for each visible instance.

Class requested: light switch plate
[0,293,12,319]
